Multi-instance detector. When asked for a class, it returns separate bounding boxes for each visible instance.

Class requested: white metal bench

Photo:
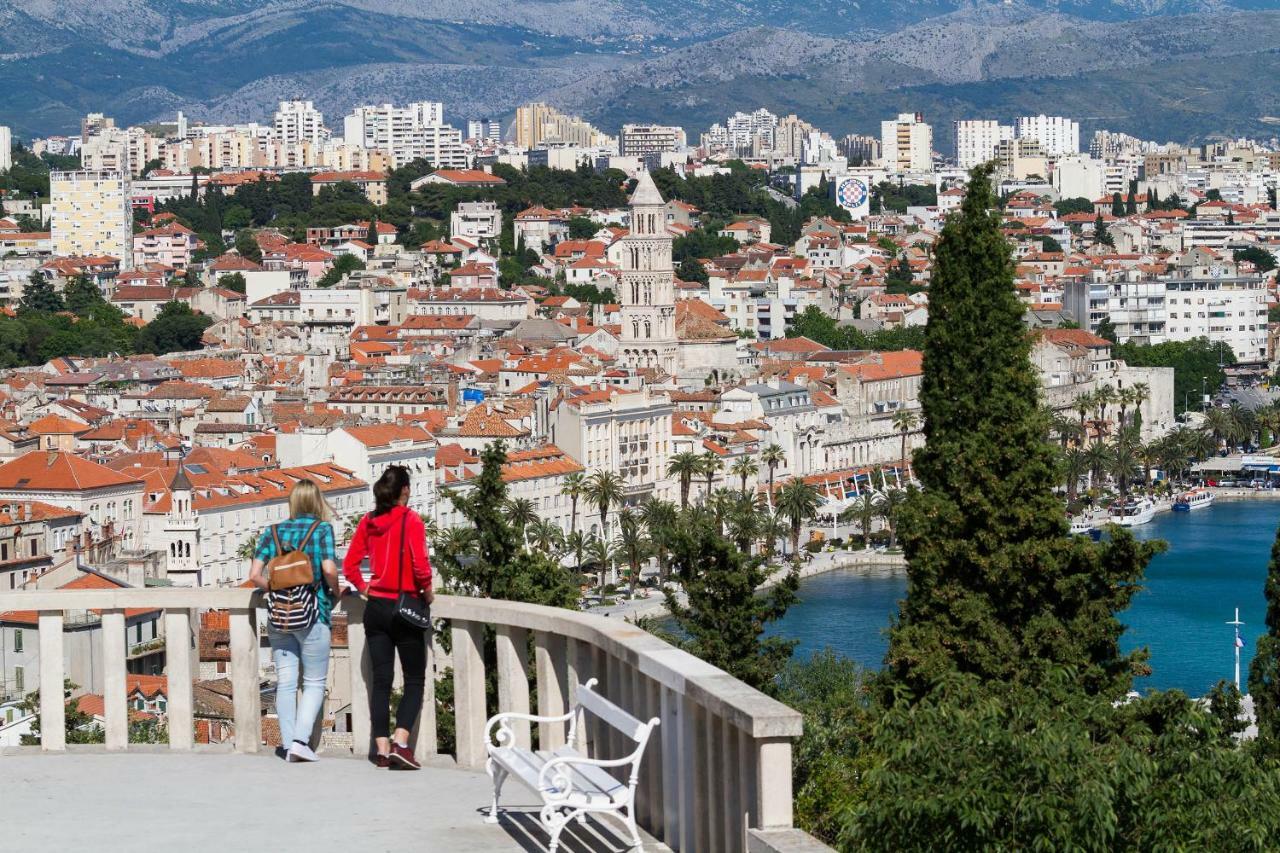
[483,678,660,852]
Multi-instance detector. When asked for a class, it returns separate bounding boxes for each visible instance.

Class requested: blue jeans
[268,621,331,747]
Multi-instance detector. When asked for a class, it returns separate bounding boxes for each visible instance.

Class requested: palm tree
[707,488,737,534]
[583,535,617,589]
[840,492,880,549]
[639,498,678,582]
[565,530,588,579]
[730,456,760,495]
[1185,428,1216,463]
[698,452,723,504]
[877,488,909,548]
[1203,406,1235,451]
[615,509,649,597]
[1073,392,1093,444]
[1050,412,1080,449]
[760,444,786,502]
[667,451,702,509]
[726,497,762,554]
[1130,381,1150,429]
[1109,438,1141,496]
[1116,387,1136,432]
[776,478,821,564]
[1093,384,1116,439]
[1063,448,1088,503]
[527,518,564,556]
[1084,441,1112,491]
[585,470,624,546]
[757,513,789,560]
[436,527,476,562]
[1227,402,1254,450]
[891,409,920,475]
[561,471,586,535]
[505,498,537,549]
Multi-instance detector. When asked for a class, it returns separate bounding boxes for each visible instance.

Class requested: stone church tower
[618,171,678,374]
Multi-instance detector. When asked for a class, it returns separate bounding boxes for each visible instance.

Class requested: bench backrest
[575,679,651,742]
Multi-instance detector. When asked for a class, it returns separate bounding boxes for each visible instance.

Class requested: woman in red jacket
[343,465,433,770]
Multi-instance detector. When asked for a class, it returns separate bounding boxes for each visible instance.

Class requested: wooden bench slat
[576,682,649,741]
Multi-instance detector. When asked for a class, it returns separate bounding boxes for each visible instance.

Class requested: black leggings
[364,596,427,740]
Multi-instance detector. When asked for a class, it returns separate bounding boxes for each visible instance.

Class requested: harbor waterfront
[771,496,1280,696]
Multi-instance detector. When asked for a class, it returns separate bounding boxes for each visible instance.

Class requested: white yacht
[1172,487,1214,512]
[1109,496,1156,527]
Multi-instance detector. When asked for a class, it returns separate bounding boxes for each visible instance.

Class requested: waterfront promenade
[590,548,906,621]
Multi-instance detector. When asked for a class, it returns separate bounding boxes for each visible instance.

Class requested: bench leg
[541,805,578,853]
[623,804,642,851]
[485,759,508,824]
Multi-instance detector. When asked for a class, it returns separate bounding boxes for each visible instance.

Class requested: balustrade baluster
[452,619,486,769]
[38,611,65,752]
[229,607,260,753]
[494,625,530,748]
[101,609,127,751]
[164,608,194,751]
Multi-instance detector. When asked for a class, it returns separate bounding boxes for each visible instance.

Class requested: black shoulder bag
[393,510,432,631]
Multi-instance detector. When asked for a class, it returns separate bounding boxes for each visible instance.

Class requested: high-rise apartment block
[619,124,687,157]
[880,113,933,173]
[466,118,502,142]
[1015,115,1080,157]
[0,126,11,173]
[953,119,1014,170]
[839,134,881,164]
[342,102,465,168]
[513,103,612,150]
[274,100,327,146]
[49,171,133,266]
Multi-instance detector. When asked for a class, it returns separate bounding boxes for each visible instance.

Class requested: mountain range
[1,0,1277,148]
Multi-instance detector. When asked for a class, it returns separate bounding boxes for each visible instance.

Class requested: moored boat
[1172,487,1214,512]
[1109,496,1156,527]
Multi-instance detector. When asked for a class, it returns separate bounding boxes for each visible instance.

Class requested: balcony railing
[0,587,825,853]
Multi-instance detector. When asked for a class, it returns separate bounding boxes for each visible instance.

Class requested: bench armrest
[537,752,641,801]
[484,709,574,748]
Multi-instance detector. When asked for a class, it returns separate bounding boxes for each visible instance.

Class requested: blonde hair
[288,479,333,521]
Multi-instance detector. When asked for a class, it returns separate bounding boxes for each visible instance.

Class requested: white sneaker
[287,741,319,762]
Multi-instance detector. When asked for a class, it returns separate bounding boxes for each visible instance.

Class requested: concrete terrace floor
[0,749,668,853]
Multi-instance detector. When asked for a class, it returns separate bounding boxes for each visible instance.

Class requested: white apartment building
[450,201,502,246]
[274,100,327,146]
[0,126,12,172]
[49,171,133,267]
[1053,155,1106,200]
[880,113,933,173]
[277,425,435,519]
[342,102,467,168]
[435,444,584,537]
[1015,115,1080,157]
[954,120,1013,170]
[1064,269,1269,362]
[466,118,502,142]
[549,387,676,513]
[619,124,687,157]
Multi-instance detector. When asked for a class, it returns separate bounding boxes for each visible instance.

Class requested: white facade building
[620,125,687,158]
[274,100,327,146]
[880,113,933,173]
[618,172,678,374]
[954,120,1013,170]
[0,126,10,172]
[1015,115,1080,157]
[342,102,466,168]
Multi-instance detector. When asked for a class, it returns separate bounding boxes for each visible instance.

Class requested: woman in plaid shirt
[248,480,340,762]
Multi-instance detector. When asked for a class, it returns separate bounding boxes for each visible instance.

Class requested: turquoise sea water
[771,499,1280,695]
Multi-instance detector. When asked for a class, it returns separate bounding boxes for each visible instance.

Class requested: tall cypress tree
[1249,524,1280,750]
[885,165,1160,700]
[1111,192,1125,217]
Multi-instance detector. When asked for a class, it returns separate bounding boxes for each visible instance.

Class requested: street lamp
[1201,376,1209,409]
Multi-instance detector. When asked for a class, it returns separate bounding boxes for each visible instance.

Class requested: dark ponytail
[372,465,411,517]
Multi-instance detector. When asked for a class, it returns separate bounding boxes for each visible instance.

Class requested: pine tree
[664,512,798,691]
[437,441,578,608]
[1249,523,1280,751]
[20,271,64,313]
[885,164,1161,701]
[1094,214,1113,248]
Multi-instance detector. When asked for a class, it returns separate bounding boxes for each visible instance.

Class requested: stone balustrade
[0,587,828,853]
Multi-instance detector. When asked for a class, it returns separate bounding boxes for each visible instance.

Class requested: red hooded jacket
[342,505,432,599]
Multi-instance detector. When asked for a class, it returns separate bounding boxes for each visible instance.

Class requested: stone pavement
[0,749,664,853]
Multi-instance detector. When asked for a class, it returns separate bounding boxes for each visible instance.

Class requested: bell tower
[164,465,202,586]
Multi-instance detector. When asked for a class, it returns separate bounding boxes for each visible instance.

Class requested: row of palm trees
[1060,382,1151,448]
[457,451,841,596]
